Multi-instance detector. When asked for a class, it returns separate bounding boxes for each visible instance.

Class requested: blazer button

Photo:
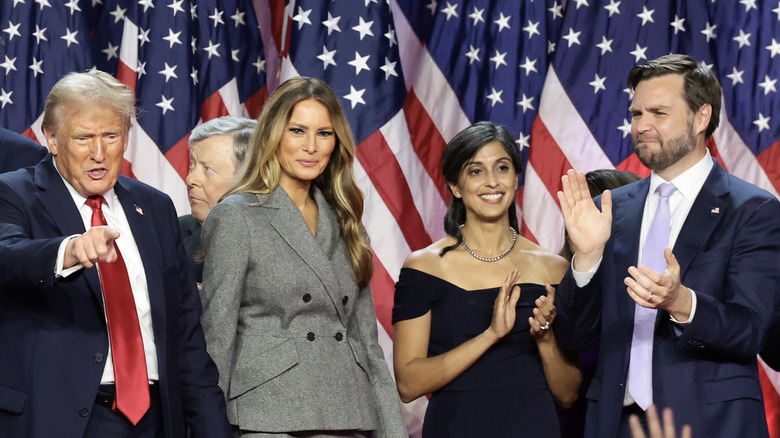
[342,296,349,306]
[334,332,344,341]
[307,332,316,341]
[36,279,46,286]
[79,407,89,417]
[303,293,312,303]
[94,353,104,363]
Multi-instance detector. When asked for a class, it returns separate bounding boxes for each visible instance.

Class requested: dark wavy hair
[627,54,721,139]
[439,121,523,257]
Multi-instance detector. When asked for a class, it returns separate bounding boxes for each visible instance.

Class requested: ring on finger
[648,292,654,302]
[540,321,550,330]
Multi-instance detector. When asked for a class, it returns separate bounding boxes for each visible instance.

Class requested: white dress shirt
[52,161,159,384]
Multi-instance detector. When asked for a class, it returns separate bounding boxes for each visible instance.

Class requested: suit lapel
[34,157,88,237]
[612,179,648,275]
[34,158,103,301]
[267,187,346,323]
[673,163,728,279]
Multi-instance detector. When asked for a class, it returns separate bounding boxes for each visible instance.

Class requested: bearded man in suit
[555,54,780,438]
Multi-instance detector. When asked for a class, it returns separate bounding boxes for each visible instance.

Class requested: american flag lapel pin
[711,207,720,214]
[135,204,144,216]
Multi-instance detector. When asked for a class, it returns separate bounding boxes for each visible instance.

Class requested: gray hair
[189,116,257,167]
[42,70,136,134]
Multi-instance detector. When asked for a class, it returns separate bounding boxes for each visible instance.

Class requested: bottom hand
[624,248,692,321]
[629,405,692,438]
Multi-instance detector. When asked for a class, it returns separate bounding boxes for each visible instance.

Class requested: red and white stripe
[110,16,268,217]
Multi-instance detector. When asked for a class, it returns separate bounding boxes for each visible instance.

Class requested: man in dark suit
[555,54,780,438]
[0,126,48,172]
[0,71,231,438]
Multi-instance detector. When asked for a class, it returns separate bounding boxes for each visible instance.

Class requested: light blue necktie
[628,182,677,410]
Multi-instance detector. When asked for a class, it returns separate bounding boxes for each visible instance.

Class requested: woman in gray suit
[199,77,408,437]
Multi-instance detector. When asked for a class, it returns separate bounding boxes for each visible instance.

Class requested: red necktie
[85,196,150,425]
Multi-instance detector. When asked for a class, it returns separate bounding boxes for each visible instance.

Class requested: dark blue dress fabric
[393,268,560,438]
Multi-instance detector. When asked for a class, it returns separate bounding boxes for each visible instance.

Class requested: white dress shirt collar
[648,149,714,202]
[52,156,119,213]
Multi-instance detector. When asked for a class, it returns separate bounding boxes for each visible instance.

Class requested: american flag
[2,0,779,436]
[0,0,267,214]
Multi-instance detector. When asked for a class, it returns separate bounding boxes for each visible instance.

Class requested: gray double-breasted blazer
[200,186,407,436]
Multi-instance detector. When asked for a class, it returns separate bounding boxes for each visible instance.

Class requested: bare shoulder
[515,237,569,284]
[403,236,459,276]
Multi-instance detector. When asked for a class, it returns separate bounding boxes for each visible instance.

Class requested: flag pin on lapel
[135,204,144,216]
[711,207,720,214]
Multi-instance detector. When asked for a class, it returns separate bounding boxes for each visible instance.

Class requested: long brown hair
[228,77,373,288]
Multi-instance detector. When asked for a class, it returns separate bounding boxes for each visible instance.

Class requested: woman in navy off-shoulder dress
[392,122,582,437]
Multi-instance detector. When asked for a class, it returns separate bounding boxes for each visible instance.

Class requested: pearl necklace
[460,226,518,262]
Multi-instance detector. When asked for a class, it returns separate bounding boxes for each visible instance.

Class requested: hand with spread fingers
[557,169,613,271]
[630,405,692,438]
[530,283,557,340]
[624,247,693,322]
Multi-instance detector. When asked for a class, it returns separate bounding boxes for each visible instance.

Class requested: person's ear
[43,128,58,155]
[694,104,712,136]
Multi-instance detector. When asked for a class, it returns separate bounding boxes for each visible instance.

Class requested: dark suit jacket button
[307,332,315,341]
[36,279,45,286]
[334,332,343,341]
[94,353,104,363]
[79,407,89,417]
[342,296,349,305]
[303,293,312,303]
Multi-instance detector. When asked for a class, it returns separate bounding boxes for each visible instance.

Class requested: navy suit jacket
[178,214,203,283]
[0,127,48,173]
[761,310,780,370]
[555,162,780,438]
[0,157,231,438]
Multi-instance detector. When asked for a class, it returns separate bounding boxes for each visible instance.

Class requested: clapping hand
[530,284,557,340]
[557,169,612,271]
[487,269,522,340]
[624,248,692,322]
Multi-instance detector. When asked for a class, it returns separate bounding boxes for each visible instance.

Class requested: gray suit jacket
[200,186,407,436]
